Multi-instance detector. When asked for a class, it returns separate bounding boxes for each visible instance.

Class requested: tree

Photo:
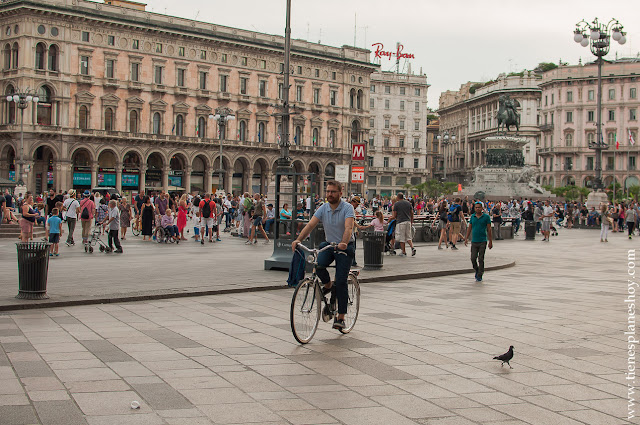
[535,62,558,72]
[628,185,640,202]
[578,187,591,203]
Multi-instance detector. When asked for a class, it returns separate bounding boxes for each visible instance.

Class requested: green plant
[628,185,640,202]
[535,62,558,72]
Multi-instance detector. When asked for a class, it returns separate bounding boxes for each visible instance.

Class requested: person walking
[62,189,80,246]
[177,199,188,240]
[391,192,416,257]
[600,204,611,242]
[541,200,554,242]
[246,193,270,245]
[119,198,131,240]
[45,207,62,256]
[102,199,123,253]
[141,196,155,241]
[19,194,38,242]
[447,198,463,250]
[199,193,217,244]
[435,200,448,250]
[78,191,95,246]
[465,201,493,282]
[626,202,638,240]
[491,202,502,241]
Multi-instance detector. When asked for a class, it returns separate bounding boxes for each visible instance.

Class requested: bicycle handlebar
[295,242,337,255]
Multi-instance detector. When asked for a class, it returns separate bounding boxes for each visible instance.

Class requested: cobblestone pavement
[0,229,634,424]
[0,227,514,309]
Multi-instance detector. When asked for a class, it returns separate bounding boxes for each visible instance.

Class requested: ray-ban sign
[352,144,366,161]
[372,43,415,61]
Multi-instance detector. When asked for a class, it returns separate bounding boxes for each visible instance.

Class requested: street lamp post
[6,90,38,187]
[437,131,455,181]
[209,107,235,195]
[573,18,626,192]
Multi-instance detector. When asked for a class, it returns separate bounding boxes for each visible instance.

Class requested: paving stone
[0,404,39,424]
[198,401,283,423]
[130,382,193,410]
[12,360,55,378]
[33,400,88,425]
[72,390,149,416]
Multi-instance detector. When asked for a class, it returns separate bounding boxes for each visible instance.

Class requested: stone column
[139,163,146,195]
[23,160,34,195]
[205,166,213,195]
[224,169,231,194]
[56,160,72,192]
[245,166,253,194]
[183,166,192,195]
[91,162,98,189]
[115,162,123,194]
[162,166,170,193]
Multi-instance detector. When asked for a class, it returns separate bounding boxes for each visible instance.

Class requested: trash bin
[362,231,384,270]
[16,242,51,300]
[524,220,536,240]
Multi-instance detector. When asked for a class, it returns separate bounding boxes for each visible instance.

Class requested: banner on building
[352,144,365,161]
[335,165,349,183]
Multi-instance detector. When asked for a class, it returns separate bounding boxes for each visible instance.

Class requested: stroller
[84,225,111,253]
[384,219,397,255]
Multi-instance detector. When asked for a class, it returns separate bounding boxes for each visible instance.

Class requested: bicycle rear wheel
[132,224,140,236]
[290,278,321,344]
[340,273,360,334]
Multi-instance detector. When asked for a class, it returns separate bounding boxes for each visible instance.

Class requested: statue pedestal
[586,190,609,209]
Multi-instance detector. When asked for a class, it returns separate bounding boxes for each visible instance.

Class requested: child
[161,208,180,243]
[101,199,123,253]
[46,208,63,256]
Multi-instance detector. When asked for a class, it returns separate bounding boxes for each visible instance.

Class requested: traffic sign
[351,166,364,183]
[352,144,366,161]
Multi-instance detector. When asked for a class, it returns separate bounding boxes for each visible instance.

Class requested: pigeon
[493,345,514,368]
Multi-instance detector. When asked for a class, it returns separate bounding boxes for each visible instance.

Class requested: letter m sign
[352,144,366,161]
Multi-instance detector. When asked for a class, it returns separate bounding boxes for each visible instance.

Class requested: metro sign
[351,166,365,184]
[352,144,366,161]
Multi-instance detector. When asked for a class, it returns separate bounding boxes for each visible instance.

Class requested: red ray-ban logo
[371,43,415,60]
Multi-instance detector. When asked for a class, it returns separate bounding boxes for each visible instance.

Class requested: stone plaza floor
[0,227,635,424]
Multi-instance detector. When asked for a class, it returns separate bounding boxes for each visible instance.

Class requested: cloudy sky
[146,0,638,108]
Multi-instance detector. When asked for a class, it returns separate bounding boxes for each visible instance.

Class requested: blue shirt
[470,213,491,243]
[47,215,62,234]
[313,200,355,244]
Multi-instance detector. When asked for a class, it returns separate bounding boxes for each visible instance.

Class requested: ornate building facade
[537,59,640,190]
[0,0,376,197]
[436,74,541,184]
[367,68,429,198]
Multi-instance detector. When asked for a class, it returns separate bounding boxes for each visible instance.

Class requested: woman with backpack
[78,190,96,246]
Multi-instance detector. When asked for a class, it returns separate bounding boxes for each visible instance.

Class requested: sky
[144,0,639,109]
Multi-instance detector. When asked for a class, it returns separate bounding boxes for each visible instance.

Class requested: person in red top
[79,190,96,246]
[177,199,188,241]
[199,193,217,245]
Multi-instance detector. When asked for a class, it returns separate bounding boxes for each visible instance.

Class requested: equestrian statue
[497,95,520,135]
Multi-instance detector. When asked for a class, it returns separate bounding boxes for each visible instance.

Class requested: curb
[0,261,516,313]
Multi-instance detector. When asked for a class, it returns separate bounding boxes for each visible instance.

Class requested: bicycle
[131,214,141,237]
[290,243,361,344]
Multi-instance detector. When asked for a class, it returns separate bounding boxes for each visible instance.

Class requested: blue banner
[9,171,15,181]
[98,173,116,187]
[122,174,139,187]
[169,175,182,187]
[73,173,92,186]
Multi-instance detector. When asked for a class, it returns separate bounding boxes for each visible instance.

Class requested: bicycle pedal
[322,304,332,322]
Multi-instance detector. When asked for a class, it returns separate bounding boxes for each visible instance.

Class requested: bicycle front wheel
[340,273,361,334]
[290,278,321,344]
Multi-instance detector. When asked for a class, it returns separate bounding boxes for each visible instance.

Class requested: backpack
[201,200,212,218]
[80,200,90,220]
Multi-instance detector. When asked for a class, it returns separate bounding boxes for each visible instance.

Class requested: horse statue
[497,95,520,135]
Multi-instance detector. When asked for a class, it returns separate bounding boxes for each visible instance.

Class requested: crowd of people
[2,186,638,259]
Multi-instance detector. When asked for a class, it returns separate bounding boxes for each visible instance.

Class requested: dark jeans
[225,212,232,228]
[513,218,521,234]
[264,218,275,232]
[470,242,487,278]
[316,241,355,315]
[108,229,122,251]
[493,222,501,240]
[66,217,76,244]
[164,225,179,237]
[629,222,636,236]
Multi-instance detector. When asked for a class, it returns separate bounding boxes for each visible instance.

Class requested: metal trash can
[16,242,51,300]
[524,220,536,240]
[362,231,384,270]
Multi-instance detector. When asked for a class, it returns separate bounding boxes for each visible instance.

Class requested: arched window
[36,86,52,125]
[129,110,138,133]
[219,122,226,140]
[104,107,114,131]
[152,112,162,135]
[565,133,573,147]
[197,116,206,138]
[11,43,18,69]
[277,123,282,143]
[5,85,15,124]
[258,122,265,142]
[329,129,336,148]
[3,44,10,69]
[356,89,363,110]
[607,132,616,145]
[351,120,360,145]
[35,42,45,70]
[78,105,88,129]
[175,114,184,136]
[295,125,302,145]
[349,88,355,109]
[312,128,319,146]
[238,120,247,141]
[47,45,58,71]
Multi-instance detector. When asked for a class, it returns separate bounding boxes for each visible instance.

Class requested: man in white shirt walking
[63,189,80,246]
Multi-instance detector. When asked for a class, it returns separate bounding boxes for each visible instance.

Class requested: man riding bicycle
[292,180,355,330]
